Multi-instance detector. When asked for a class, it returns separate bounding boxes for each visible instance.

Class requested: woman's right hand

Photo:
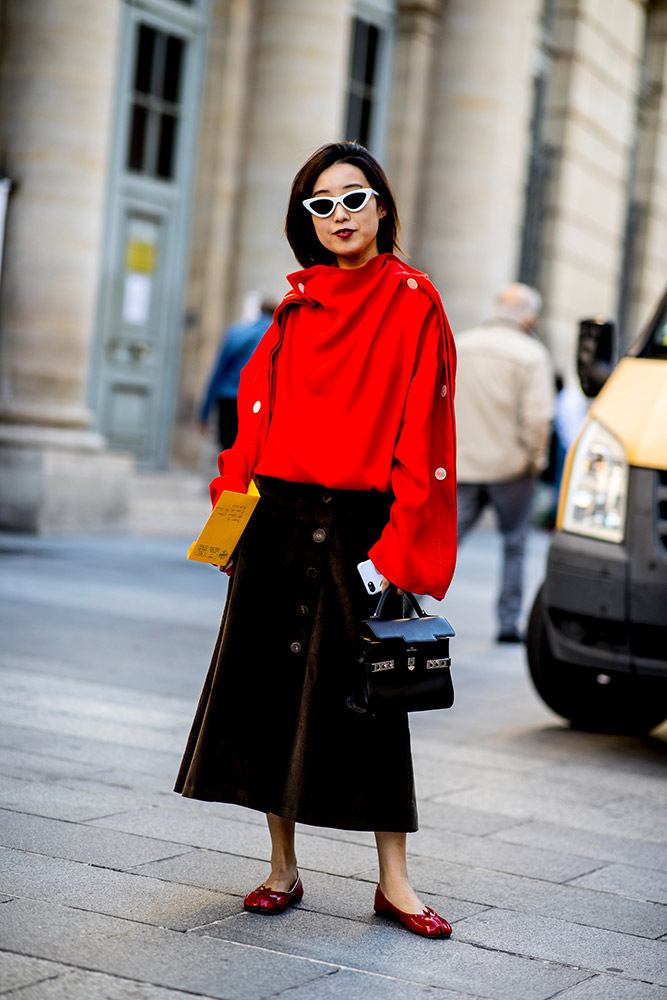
[212,557,235,574]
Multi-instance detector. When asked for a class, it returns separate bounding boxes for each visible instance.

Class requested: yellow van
[526,288,667,734]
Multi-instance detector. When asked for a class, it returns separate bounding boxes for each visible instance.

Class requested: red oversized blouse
[209,253,457,600]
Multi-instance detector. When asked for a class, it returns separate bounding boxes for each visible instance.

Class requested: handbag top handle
[370,585,427,621]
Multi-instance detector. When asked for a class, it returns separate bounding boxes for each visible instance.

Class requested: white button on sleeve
[440,384,447,397]
[434,467,447,480]
[407,277,418,290]
[253,401,261,413]
[298,282,305,293]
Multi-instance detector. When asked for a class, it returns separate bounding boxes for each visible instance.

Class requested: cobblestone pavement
[0,526,666,1000]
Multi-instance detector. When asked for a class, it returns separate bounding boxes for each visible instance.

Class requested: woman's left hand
[381,578,403,594]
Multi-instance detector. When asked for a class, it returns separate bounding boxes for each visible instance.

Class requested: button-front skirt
[174,475,418,832]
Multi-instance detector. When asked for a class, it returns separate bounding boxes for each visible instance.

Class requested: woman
[175,142,457,938]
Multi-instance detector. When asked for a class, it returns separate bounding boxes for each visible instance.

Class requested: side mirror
[577,317,617,398]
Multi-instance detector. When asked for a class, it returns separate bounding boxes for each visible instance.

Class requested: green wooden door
[91,0,208,466]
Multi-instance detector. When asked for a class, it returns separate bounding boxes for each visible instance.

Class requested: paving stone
[0,566,219,630]
[197,908,588,1000]
[0,747,109,785]
[0,848,239,930]
[408,826,598,882]
[0,724,184,780]
[0,775,134,823]
[299,875,484,925]
[168,859,485,927]
[553,974,667,999]
[593,797,667,844]
[569,864,667,905]
[1,897,333,1000]
[439,785,667,844]
[411,757,495,798]
[0,700,181,753]
[292,823,376,847]
[402,858,667,939]
[130,848,277,895]
[457,909,667,985]
[91,808,274,860]
[404,857,667,938]
[433,766,626,808]
[411,734,546,775]
[0,966,226,999]
[273,968,477,999]
[93,808,381,876]
[417,799,520,837]
[0,809,190,869]
[0,612,206,712]
[0,665,190,725]
[491,821,667,871]
[2,529,665,999]
[530,760,667,805]
[0,952,63,993]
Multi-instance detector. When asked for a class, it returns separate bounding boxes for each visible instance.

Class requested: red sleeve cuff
[209,476,248,506]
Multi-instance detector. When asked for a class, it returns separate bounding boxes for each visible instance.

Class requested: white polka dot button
[298,282,306,293]
[434,467,447,480]
[252,400,261,413]
[407,278,418,290]
[441,384,447,397]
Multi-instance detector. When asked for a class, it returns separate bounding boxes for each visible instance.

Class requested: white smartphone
[357,559,384,595]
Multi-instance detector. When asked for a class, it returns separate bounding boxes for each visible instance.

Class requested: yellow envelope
[187,480,260,566]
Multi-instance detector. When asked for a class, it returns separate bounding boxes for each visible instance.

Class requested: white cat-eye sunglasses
[302,188,379,219]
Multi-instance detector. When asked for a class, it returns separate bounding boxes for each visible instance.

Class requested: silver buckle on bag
[372,660,394,673]
[426,658,450,669]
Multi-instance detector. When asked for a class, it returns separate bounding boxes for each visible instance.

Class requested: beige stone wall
[0,0,134,531]
[538,0,645,375]
[0,0,121,428]
[173,0,257,467]
[416,0,542,332]
[385,0,442,243]
[230,0,355,318]
[626,0,667,340]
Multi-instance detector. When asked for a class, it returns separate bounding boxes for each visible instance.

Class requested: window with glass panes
[127,24,185,180]
[345,17,381,147]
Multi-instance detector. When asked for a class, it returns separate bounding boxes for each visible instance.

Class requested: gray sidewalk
[0,525,666,1000]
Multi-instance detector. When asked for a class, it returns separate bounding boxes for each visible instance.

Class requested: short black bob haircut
[285,141,401,269]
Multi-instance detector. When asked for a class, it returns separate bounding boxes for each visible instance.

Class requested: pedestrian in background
[176,141,457,938]
[455,283,554,643]
[199,297,277,448]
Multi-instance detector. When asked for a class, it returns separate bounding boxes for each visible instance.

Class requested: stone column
[417,0,542,331]
[172,0,257,468]
[626,2,667,337]
[0,0,132,531]
[538,0,646,374]
[229,0,355,317]
[385,0,442,252]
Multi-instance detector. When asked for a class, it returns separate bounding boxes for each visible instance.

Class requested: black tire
[526,583,667,736]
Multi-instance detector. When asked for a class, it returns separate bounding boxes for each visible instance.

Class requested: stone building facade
[0,0,665,529]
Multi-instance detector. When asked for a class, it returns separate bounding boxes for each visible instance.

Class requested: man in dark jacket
[199,297,277,448]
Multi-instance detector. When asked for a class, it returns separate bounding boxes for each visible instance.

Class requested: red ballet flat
[373,885,452,938]
[243,874,304,914]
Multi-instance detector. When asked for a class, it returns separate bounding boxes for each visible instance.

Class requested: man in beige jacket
[455,283,555,642]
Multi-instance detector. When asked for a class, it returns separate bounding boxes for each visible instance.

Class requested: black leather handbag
[348,587,455,715]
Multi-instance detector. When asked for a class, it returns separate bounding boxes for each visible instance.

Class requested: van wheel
[526,584,667,736]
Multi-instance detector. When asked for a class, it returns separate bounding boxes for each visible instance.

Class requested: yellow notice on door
[187,481,260,566]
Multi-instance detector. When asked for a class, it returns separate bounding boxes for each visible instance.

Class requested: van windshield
[639,295,667,360]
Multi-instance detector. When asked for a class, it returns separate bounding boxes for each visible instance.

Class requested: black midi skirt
[174,475,418,832]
